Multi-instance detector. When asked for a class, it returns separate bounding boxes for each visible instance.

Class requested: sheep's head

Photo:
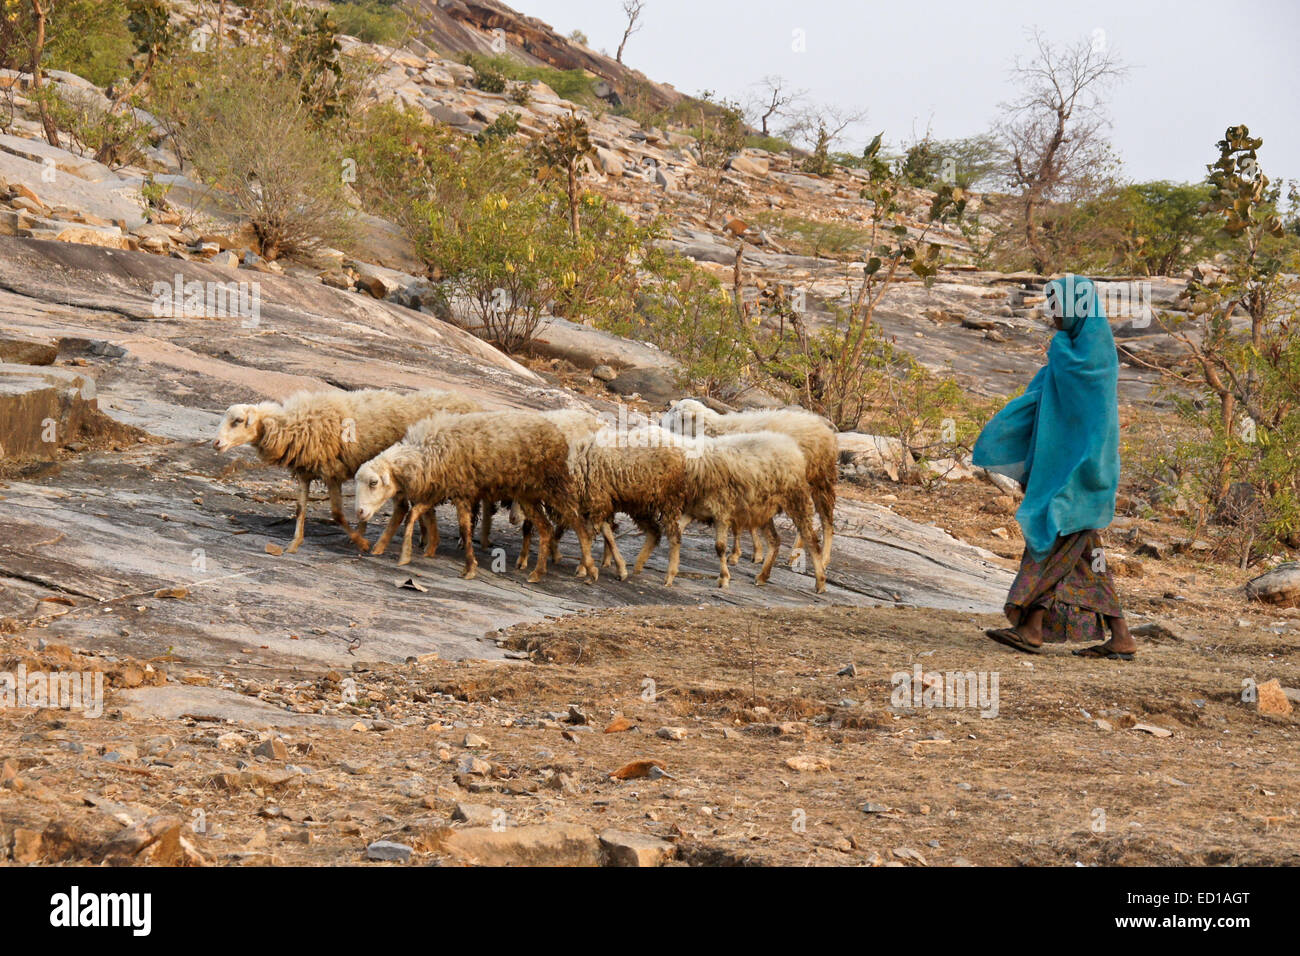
[355,459,396,523]
[660,398,708,438]
[214,403,271,452]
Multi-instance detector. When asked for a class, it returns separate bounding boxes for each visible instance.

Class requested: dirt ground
[2,482,1296,865]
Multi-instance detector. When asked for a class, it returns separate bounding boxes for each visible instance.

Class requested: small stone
[365,840,412,863]
[254,738,288,761]
[461,733,489,749]
[1256,679,1293,716]
[591,365,617,382]
[655,727,687,741]
[599,829,676,867]
[12,828,42,863]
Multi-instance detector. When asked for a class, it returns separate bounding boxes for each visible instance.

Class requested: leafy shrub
[0,0,134,88]
[162,51,353,258]
[330,1,408,45]
[476,110,520,142]
[33,86,152,168]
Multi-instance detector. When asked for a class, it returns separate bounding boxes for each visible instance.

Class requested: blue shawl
[972,275,1120,561]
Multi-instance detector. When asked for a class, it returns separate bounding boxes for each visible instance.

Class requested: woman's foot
[985,627,1043,654]
[1104,616,1137,654]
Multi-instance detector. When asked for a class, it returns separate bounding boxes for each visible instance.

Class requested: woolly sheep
[508,408,604,568]
[660,399,837,569]
[354,410,589,583]
[567,424,688,585]
[214,388,481,553]
[679,430,827,592]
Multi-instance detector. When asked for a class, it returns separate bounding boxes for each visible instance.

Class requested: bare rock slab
[434,823,602,866]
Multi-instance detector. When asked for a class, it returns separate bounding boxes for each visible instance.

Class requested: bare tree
[616,0,644,64]
[783,103,866,153]
[997,27,1125,272]
[746,74,806,138]
[29,0,60,146]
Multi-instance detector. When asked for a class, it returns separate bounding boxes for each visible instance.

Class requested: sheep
[679,430,827,593]
[566,424,688,586]
[508,408,603,568]
[354,410,589,583]
[660,399,837,570]
[214,388,482,553]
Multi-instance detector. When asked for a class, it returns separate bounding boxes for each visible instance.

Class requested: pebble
[365,840,412,863]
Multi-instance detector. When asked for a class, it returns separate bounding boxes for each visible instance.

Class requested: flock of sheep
[213,388,837,593]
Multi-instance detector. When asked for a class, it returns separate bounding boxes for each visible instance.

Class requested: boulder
[727,154,770,177]
[594,146,625,177]
[837,432,914,482]
[606,366,682,405]
[0,363,97,459]
[1246,563,1300,607]
[0,332,57,366]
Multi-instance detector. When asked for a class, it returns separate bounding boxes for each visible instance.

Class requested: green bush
[330,1,408,45]
[0,0,134,88]
[459,53,597,106]
[33,86,152,168]
[160,49,353,258]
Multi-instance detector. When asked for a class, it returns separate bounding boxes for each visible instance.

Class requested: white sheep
[679,430,827,592]
[214,388,481,553]
[661,399,837,569]
[566,424,689,586]
[355,410,589,583]
[507,408,603,568]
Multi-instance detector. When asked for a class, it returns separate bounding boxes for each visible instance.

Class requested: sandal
[1072,644,1135,661]
[985,627,1043,655]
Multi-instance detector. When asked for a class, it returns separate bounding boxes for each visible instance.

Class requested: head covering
[972,275,1120,561]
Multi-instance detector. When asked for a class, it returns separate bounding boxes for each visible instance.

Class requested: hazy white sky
[514,0,1300,186]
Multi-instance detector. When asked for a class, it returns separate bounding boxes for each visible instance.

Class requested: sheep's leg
[728,524,742,565]
[456,501,477,579]
[790,531,804,566]
[549,516,564,565]
[571,521,595,584]
[817,502,834,570]
[399,501,430,567]
[751,528,765,564]
[285,474,311,553]
[573,519,599,583]
[421,506,440,557]
[756,521,781,585]
[598,520,631,581]
[516,519,533,570]
[520,501,552,583]
[664,513,682,587]
[328,480,370,553]
[789,496,826,593]
[478,500,493,549]
[630,517,658,578]
[714,522,731,589]
[372,498,410,556]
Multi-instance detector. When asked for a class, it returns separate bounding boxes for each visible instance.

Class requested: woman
[972,274,1136,659]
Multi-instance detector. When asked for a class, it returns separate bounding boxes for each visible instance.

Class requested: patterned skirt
[1005,530,1125,643]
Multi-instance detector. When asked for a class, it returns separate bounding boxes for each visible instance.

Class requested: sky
[514,0,1300,187]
